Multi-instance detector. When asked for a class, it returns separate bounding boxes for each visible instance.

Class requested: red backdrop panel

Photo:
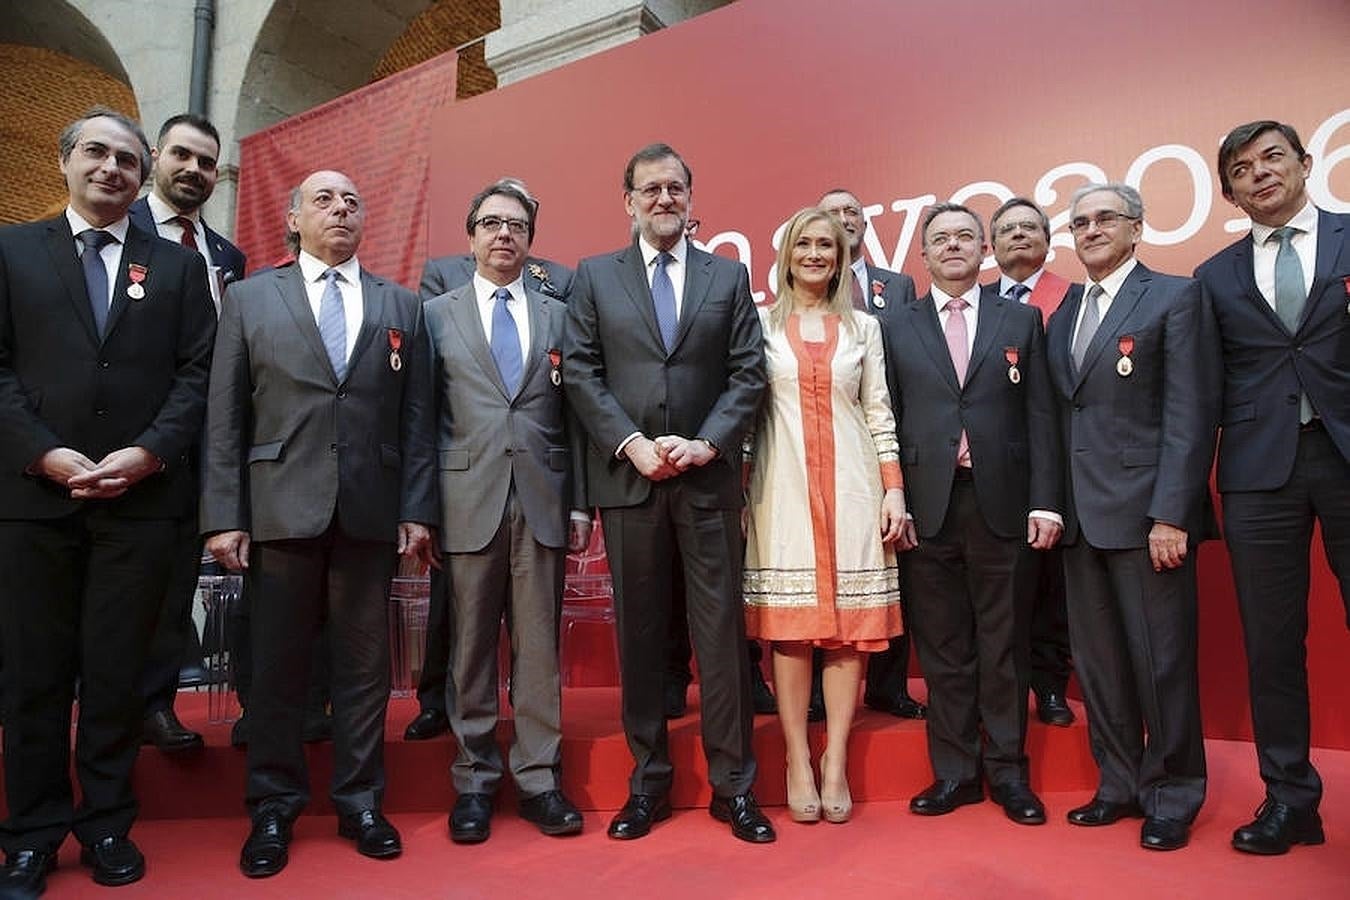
[234,52,458,285]
[420,0,1350,749]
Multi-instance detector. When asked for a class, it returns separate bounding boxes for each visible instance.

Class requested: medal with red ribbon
[1116,335,1135,377]
[127,263,147,300]
[871,279,887,309]
[1005,346,1021,384]
[548,348,562,387]
[387,328,403,372]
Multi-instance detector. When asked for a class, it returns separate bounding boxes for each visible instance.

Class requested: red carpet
[38,739,1350,898]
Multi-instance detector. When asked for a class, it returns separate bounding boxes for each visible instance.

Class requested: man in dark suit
[0,107,215,893]
[128,112,248,754]
[404,177,575,742]
[1047,183,1219,851]
[881,203,1062,827]
[430,182,590,844]
[563,143,772,843]
[1195,120,1349,855]
[201,170,436,877]
[820,187,926,722]
[989,197,1075,728]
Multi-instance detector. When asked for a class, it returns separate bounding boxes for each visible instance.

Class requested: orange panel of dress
[744,310,903,651]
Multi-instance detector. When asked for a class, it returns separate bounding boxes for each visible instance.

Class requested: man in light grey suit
[564,143,772,844]
[201,170,436,877]
[429,182,591,845]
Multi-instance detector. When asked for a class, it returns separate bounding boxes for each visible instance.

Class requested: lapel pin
[1116,335,1135,377]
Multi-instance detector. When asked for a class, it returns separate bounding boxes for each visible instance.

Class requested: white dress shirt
[1074,257,1138,341]
[472,272,531,362]
[1250,200,1318,312]
[147,192,222,311]
[297,250,363,363]
[65,207,128,315]
[998,266,1044,300]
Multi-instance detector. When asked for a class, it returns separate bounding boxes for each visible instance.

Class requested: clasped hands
[38,446,161,500]
[205,522,439,573]
[625,434,717,480]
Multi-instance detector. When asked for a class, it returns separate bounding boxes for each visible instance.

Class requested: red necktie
[174,216,199,251]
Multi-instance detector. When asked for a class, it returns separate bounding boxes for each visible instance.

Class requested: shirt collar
[473,271,526,304]
[297,249,360,285]
[931,281,981,313]
[1250,199,1317,247]
[65,207,129,245]
[1085,256,1138,299]
[146,191,199,227]
[998,267,1044,297]
[638,235,687,268]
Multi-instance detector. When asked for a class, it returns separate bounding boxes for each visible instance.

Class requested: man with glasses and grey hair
[1045,183,1220,851]
[0,106,215,893]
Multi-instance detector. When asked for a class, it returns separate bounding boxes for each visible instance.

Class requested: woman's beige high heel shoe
[819,755,853,824]
[787,760,821,823]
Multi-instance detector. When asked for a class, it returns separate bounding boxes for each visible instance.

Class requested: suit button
[337,390,347,399]
[505,448,514,456]
[99,360,110,369]
[1073,404,1083,412]
[329,443,338,453]
[95,408,107,417]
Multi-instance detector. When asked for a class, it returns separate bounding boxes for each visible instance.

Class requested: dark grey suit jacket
[0,216,216,520]
[563,240,765,509]
[880,283,1060,539]
[863,262,917,321]
[425,282,585,552]
[1194,209,1349,492]
[200,263,436,542]
[1045,263,1220,549]
[419,253,573,302]
[128,197,247,288]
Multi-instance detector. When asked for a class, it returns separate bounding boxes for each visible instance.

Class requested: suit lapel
[1074,264,1148,390]
[617,244,667,352]
[1052,283,1082,396]
[275,266,335,380]
[520,286,552,390]
[1228,237,1287,334]
[42,218,100,345]
[447,284,512,399]
[1301,210,1348,333]
[346,270,384,377]
[672,247,714,354]
[966,286,1006,384]
[911,294,962,394]
[103,225,153,339]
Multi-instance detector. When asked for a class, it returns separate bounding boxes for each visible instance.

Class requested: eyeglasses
[926,229,980,249]
[1068,211,1137,234]
[473,216,530,236]
[631,181,688,202]
[994,220,1044,238]
[76,140,141,173]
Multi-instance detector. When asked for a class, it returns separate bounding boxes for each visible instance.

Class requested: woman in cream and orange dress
[744,207,909,824]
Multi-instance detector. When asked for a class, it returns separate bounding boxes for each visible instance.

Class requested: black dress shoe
[403,708,450,741]
[1066,797,1144,826]
[910,779,984,816]
[449,793,494,844]
[176,662,212,688]
[990,782,1046,825]
[338,809,402,859]
[607,794,672,840]
[79,836,145,887]
[241,813,291,878]
[750,670,777,716]
[709,793,776,843]
[143,708,204,752]
[519,790,584,836]
[1035,691,1076,727]
[663,682,688,719]
[1140,816,1189,851]
[864,693,927,720]
[1232,800,1325,855]
[2,849,57,895]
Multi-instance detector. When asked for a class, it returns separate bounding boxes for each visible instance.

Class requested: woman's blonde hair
[768,206,859,338]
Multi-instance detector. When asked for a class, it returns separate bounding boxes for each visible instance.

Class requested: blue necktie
[1270,227,1314,423]
[490,287,523,394]
[318,269,347,382]
[1006,283,1030,303]
[79,230,114,336]
[652,251,678,351]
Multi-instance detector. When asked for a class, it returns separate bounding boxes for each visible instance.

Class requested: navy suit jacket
[1194,209,1349,492]
[128,196,247,289]
[419,253,573,302]
[879,283,1060,539]
[862,263,917,322]
[1046,263,1220,549]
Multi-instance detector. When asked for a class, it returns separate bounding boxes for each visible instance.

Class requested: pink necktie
[944,297,971,467]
